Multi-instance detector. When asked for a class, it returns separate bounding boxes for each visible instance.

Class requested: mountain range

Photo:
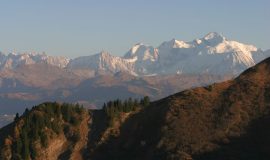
[2,32,269,76]
[0,32,269,116]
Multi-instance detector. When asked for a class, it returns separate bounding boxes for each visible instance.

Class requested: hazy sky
[0,0,269,57]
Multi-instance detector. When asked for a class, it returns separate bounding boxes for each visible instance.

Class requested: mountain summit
[203,32,226,44]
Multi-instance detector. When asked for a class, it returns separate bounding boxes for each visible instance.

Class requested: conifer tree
[14,113,20,121]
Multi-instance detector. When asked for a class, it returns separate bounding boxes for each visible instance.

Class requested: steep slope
[124,43,158,74]
[0,97,149,160]
[0,102,89,160]
[90,57,270,160]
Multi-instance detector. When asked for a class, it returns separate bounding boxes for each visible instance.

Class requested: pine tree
[128,97,133,107]
[141,96,150,107]
[14,113,20,121]
[62,104,71,122]
[123,100,128,112]
[134,99,139,106]
[24,108,30,116]
[55,104,61,118]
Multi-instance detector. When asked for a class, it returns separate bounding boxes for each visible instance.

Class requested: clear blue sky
[0,0,269,57]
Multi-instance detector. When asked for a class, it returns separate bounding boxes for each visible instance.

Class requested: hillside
[0,97,150,160]
[0,102,89,160]
[89,57,270,159]
[0,57,270,160]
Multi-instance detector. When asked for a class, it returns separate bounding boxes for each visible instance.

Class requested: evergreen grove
[102,96,150,125]
[12,102,85,160]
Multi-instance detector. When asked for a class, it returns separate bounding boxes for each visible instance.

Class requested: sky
[0,0,269,58]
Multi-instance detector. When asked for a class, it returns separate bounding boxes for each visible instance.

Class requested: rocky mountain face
[1,57,270,160]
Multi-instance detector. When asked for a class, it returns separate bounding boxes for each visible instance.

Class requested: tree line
[102,96,150,126]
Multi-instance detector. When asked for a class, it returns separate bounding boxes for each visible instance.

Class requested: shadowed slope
[90,57,270,160]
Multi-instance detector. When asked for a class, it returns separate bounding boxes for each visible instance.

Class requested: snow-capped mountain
[67,32,269,76]
[155,32,262,75]
[0,52,69,70]
[1,32,269,76]
[123,43,158,74]
[67,51,137,75]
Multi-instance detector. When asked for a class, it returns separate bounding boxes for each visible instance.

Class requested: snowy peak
[96,51,112,59]
[125,43,151,56]
[67,51,113,70]
[129,43,145,55]
[124,43,158,62]
[159,39,193,50]
[203,32,225,41]
[202,32,226,46]
[154,32,268,75]
[158,32,226,50]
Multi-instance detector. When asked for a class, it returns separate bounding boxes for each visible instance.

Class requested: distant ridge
[1,32,269,76]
